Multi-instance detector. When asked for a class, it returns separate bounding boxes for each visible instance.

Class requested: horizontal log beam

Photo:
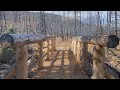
[73,35,119,48]
[0,34,55,48]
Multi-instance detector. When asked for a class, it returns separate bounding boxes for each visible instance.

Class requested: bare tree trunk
[32,12,36,34]
[59,12,64,40]
[0,11,3,34]
[115,11,117,35]
[88,11,92,36]
[13,11,18,33]
[26,14,28,34]
[63,11,66,40]
[74,11,77,37]
[40,11,47,35]
[96,11,100,36]
[107,11,111,35]
[28,15,32,34]
[18,12,21,33]
[23,17,26,34]
[79,11,82,36]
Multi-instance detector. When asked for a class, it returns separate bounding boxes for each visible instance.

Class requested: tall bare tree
[3,11,7,31]
[74,11,77,36]
[115,11,118,35]
[0,11,3,34]
[88,11,92,36]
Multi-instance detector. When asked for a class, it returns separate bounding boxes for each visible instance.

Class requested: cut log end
[0,34,14,48]
[107,35,119,48]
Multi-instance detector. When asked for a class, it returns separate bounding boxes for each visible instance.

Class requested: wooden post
[38,42,43,69]
[81,42,88,61]
[77,41,80,62]
[71,40,73,52]
[51,39,54,55]
[75,41,78,58]
[91,45,106,79]
[49,39,52,55]
[53,38,56,51]
[73,40,76,56]
[44,41,47,60]
[16,45,28,79]
[81,42,88,70]
[47,40,49,59]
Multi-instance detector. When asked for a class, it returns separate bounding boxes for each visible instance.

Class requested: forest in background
[1,11,120,39]
[0,11,120,64]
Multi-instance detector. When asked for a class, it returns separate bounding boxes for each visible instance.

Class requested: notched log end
[0,34,14,48]
[107,35,119,48]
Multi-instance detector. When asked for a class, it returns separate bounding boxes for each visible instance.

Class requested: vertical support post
[81,42,88,70]
[49,39,52,55]
[47,40,49,60]
[77,41,80,62]
[75,41,78,58]
[81,42,88,61]
[44,41,47,60]
[53,38,56,51]
[72,40,74,53]
[16,45,28,79]
[71,39,73,52]
[73,40,76,56]
[51,38,54,55]
[91,45,106,79]
[38,41,43,69]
